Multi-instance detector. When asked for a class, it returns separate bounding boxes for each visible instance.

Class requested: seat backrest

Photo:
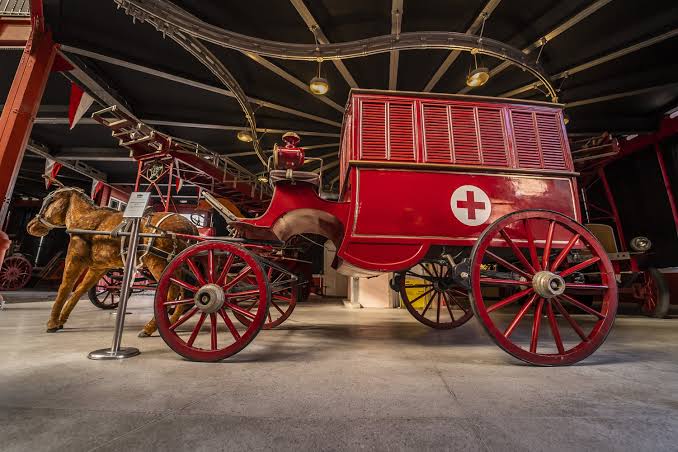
[585,223,618,254]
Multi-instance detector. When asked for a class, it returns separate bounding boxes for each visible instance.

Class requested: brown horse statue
[26,182,198,335]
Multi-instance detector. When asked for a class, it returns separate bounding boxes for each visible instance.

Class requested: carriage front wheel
[470,210,617,366]
[154,241,270,362]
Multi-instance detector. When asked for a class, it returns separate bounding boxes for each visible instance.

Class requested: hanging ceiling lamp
[309,57,329,95]
[237,129,253,142]
[466,49,490,88]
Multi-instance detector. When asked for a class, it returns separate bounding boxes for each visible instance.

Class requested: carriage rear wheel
[639,268,670,318]
[396,262,473,329]
[233,264,299,329]
[154,241,269,362]
[88,271,121,310]
[470,210,617,366]
[0,254,32,290]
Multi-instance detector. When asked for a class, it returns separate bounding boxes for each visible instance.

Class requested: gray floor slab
[0,296,676,451]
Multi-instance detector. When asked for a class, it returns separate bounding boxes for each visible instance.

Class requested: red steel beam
[0,28,57,223]
[655,142,678,237]
[597,167,627,252]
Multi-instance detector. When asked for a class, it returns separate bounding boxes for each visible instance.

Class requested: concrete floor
[0,295,677,452]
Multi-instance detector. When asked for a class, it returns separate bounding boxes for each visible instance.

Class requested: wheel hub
[532,271,566,298]
[193,284,225,313]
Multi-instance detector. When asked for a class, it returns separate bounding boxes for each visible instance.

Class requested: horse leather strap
[121,213,183,268]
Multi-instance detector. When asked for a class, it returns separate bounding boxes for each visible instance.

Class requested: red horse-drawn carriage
[150,90,616,366]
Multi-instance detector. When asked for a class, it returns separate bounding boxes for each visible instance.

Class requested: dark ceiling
[3,0,678,199]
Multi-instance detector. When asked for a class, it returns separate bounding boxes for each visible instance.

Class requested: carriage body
[157,91,617,366]
[234,90,579,275]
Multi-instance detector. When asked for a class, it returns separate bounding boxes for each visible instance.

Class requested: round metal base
[88,347,140,360]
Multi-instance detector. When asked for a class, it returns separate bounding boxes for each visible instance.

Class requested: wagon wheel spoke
[486,287,533,313]
[170,277,198,293]
[480,278,528,287]
[552,298,588,341]
[408,288,435,305]
[163,297,194,308]
[565,282,608,291]
[538,221,556,270]
[210,313,218,350]
[549,233,580,272]
[442,292,455,321]
[226,302,257,320]
[557,292,605,319]
[420,292,436,317]
[504,293,538,338]
[218,308,241,340]
[405,283,433,289]
[499,228,536,274]
[558,256,601,278]
[486,251,533,279]
[207,250,215,283]
[546,301,565,354]
[223,266,253,291]
[270,298,286,316]
[169,306,199,331]
[185,258,206,286]
[186,313,207,347]
[216,253,235,286]
[407,270,435,282]
[226,289,261,299]
[529,298,544,353]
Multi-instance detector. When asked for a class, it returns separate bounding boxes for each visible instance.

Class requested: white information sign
[123,192,151,218]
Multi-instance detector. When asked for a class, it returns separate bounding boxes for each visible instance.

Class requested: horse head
[26,182,90,237]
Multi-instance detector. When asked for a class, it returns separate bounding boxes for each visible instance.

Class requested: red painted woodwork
[0,17,31,46]
[0,28,57,224]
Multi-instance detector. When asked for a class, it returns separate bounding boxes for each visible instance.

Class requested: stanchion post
[88,192,150,360]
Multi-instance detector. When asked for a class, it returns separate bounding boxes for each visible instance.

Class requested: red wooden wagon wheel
[470,210,617,366]
[0,254,33,290]
[233,264,299,329]
[396,262,473,329]
[88,271,121,310]
[154,241,270,362]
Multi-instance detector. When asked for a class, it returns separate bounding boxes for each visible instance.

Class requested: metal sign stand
[88,192,150,360]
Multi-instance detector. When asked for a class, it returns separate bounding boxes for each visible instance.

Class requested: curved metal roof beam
[113,0,558,101]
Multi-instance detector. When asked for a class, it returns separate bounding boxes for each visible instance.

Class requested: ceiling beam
[388,0,404,90]
[226,142,339,158]
[500,27,678,98]
[25,142,108,181]
[424,0,502,92]
[33,116,340,137]
[566,82,678,109]
[288,0,359,88]
[458,0,612,94]
[313,159,340,173]
[244,51,344,112]
[60,45,342,128]
[52,148,133,161]
[57,51,135,117]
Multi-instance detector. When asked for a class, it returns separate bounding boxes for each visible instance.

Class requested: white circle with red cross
[450,185,492,227]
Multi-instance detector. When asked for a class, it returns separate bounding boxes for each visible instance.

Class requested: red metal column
[597,167,627,251]
[0,28,57,223]
[655,142,678,237]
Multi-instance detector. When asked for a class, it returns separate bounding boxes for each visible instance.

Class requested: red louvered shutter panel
[450,106,480,164]
[536,112,567,170]
[387,101,416,161]
[360,101,387,160]
[511,110,542,169]
[477,107,508,167]
[422,103,452,163]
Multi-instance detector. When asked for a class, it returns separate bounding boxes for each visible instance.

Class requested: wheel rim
[233,264,298,329]
[398,261,473,329]
[470,210,617,366]
[0,255,32,290]
[640,272,658,314]
[155,241,269,362]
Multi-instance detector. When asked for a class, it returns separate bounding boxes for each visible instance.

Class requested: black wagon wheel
[639,268,670,318]
[88,271,121,310]
[396,261,473,329]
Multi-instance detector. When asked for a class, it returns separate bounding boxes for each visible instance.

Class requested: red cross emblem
[450,185,492,226]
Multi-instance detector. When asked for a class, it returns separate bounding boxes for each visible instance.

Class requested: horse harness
[34,187,85,230]
[120,213,184,268]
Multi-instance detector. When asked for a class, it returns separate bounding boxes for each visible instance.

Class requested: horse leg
[57,268,106,328]
[139,283,185,337]
[47,241,87,332]
[138,256,174,337]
